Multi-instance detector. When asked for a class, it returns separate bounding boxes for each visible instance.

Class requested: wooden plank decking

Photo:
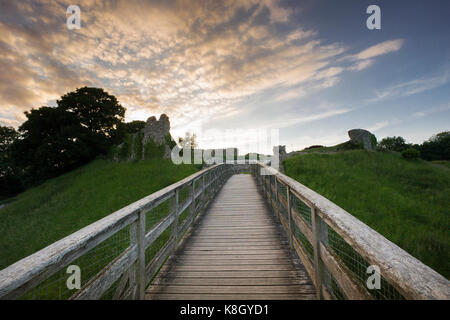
[145,174,316,300]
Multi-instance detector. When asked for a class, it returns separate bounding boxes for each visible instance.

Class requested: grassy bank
[432,160,450,169]
[0,158,201,270]
[284,150,449,278]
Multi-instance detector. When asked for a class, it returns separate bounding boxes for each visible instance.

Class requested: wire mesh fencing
[20,224,132,300]
[254,163,408,300]
[2,164,232,300]
[325,224,405,300]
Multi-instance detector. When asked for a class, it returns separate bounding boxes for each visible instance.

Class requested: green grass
[298,141,363,153]
[0,197,15,206]
[432,160,450,169]
[0,158,201,270]
[299,145,338,153]
[284,150,450,279]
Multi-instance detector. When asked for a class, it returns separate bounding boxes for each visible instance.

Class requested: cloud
[371,72,449,102]
[0,0,353,129]
[347,39,404,71]
[0,0,409,139]
[275,88,307,101]
[366,121,390,132]
[356,39,404,60]
[412,103,450,118]
[349,59,374,71]
[266,108,351,129]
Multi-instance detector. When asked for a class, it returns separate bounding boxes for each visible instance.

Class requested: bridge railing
[0,163,233,300]
[253,162,449,300]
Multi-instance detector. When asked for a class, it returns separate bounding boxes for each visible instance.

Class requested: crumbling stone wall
[113,114,176,161]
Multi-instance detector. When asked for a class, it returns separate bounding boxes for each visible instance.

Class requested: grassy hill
[0,158,201,269]
[284,150,449,278]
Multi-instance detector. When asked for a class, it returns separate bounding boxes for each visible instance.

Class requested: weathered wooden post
[202,174,206,204]
[136,209,146,300]
[311,208,324,299]
[286,186,293,249]
[171,189,179,246]
[207,171,211,199]
[274,178,278,201]
[129,219,138,299]
[189,180,195,221]
[214,168,217,190]
[274,178,280,221]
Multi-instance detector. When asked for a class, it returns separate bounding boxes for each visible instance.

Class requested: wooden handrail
[1,160,448,300]
[0,163,232,300]
[255,161,450,300]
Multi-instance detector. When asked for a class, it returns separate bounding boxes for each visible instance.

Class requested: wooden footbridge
[0,162,449,300]
[146,174,315,300]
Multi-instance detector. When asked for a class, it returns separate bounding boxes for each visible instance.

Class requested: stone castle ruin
[113,114,176,162]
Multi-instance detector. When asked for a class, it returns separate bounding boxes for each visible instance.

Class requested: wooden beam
[311,207,323,299]
[136,210,146,300]
[319,243,371,300]
[170,189,179,246]
[145,212,175,248]
[71,245,138,300]
[292,237,315,285]
[286,186,293,249]
[291,208,313,244]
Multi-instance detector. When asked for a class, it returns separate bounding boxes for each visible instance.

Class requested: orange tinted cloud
[0,0,399,129]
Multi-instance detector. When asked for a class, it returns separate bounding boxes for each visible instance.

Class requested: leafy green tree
[0,126,22,197]
[0,126,19,153]
[8,87,127,188]
[378,136,408,152]
[57,87,126,151]
[419,131,450,161]
[10,107,95,184]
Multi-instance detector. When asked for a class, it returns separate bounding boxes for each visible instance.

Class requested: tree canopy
[419,131,450,161]
[0,126,21,197]
[57,87,126,149]
[378,136,408,152]
[0,126,19,153]
[378,132,449,161]
[1,87,126,196]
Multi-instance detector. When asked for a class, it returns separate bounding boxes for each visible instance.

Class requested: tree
[0,126,19,153]
[178,132,198,149]
[10,107,95,184]
[122,120,146,134]
[11,87,126,186]
[2,87,127,194]
[418,131,450,161]
[57,87,126,151]
[0,126,22,197]
[378,136,408,152]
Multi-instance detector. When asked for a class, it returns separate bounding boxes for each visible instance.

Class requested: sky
[0,0,449,154]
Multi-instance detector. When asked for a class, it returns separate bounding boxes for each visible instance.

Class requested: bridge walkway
[145,174,316,299]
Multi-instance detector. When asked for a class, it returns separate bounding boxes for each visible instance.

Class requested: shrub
[402,148,420,160]
[303,145,324,150]
[371,134,377,148]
